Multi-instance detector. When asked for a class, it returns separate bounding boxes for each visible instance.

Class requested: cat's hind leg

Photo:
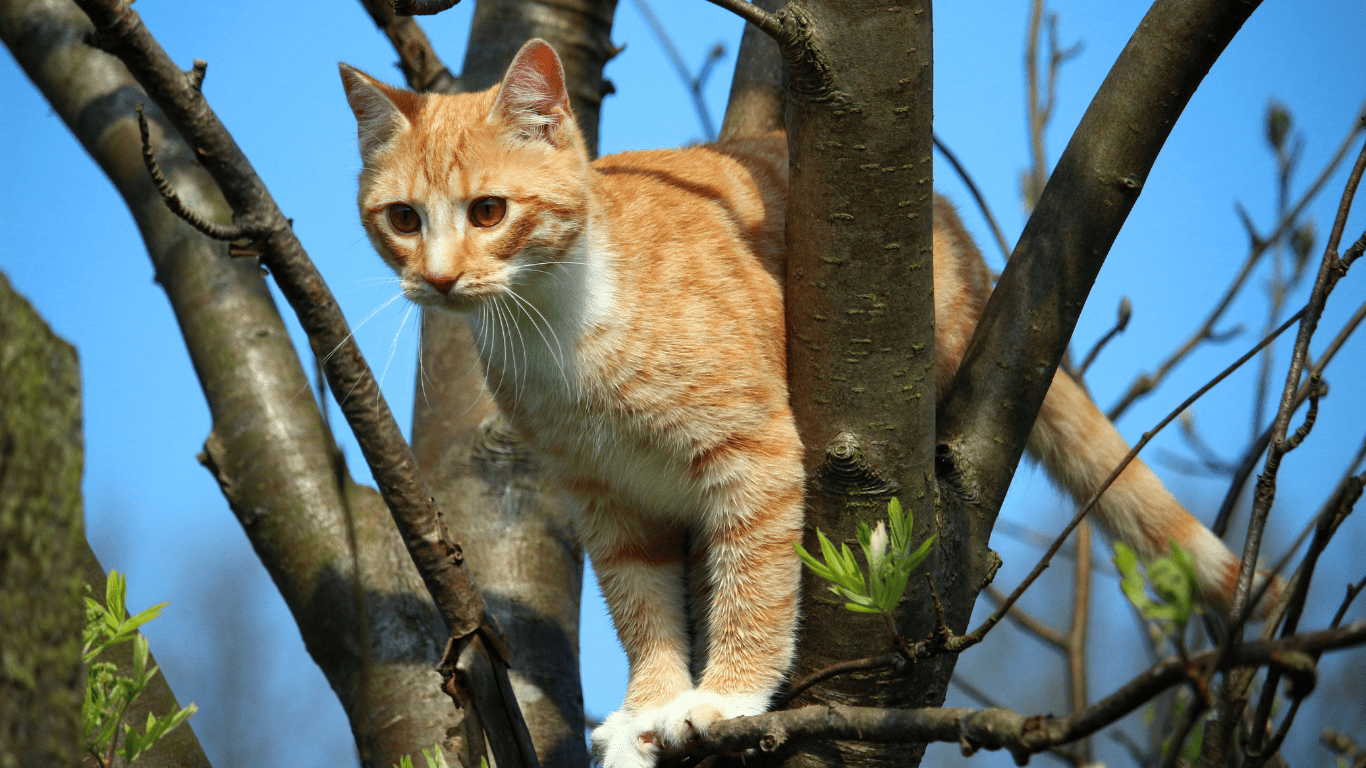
[579,504,693,768]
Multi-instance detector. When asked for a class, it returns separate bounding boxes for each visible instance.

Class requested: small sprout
[1265,101,1292,153]
[795,498,935,616]
[1115,540,1200,634]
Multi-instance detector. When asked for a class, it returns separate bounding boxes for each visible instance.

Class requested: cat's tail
[1026,367,1284,621]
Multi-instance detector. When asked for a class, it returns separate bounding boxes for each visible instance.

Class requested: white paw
[591,707,663,768]
[653,689,771,748]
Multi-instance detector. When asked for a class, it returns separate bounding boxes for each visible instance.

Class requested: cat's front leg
[654,477,805,747]
[579,503,693,768]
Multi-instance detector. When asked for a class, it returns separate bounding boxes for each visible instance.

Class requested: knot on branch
[814,431,898,497]
[774,6,839,103]
[935,442,978,504]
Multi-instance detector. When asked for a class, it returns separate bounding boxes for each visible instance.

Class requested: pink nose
[423,272,462,295]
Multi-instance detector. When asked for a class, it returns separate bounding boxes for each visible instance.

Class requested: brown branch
[776,654,906,708]
[934,134,1013,266]
[356,0,458,92]
[953,308,1304,655]
[718,0,785,141]
[668,619,1366,764]
[703,0,784,40]
[73,0,487,656]
[1,0,475,762]
[135,104,263,241]
[1213,289,1366,536]
[1076,297,1131,377]
[936,0,1265,591]
[1065,520,1092,765]
[983,587,1067,649]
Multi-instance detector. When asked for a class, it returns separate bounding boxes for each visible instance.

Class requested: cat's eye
[469,197,507,228]
[387,204,421,234]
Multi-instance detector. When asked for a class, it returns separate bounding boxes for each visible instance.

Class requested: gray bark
[778,2,942,766]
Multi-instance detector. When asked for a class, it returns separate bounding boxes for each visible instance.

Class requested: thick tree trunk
[0,271,87,768]
[779,2,947,767]
[0,271,212,768]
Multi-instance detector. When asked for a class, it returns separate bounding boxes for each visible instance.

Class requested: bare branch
[665,620,1366,764]
[959,308,1305,654]
[703,0,784,40]
[1201,118,1366,768]
[937,0,1265,569]
[1106,113,1365,422]
[1076,296,1131,377]
[393,0,461,16]
[934,133,1013,266]
[134,105,264,241]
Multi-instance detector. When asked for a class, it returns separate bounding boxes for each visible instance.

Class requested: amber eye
[387,204,421,234]
[469,197,507,228]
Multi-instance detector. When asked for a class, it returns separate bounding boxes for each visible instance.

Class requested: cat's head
[340,39,590,311]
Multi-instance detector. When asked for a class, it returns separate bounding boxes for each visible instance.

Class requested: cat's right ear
[339,64,419,160]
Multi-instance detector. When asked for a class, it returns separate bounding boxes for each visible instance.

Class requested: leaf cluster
[1114,540,1200,633]
[795,498,935,616]
[83,570,197,767]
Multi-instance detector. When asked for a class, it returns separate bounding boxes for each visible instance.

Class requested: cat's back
[591,132,787,277]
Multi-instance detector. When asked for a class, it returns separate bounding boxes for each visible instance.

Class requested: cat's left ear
[492,39,573,146]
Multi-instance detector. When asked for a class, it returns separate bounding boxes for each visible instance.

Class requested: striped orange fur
[342,38,1280,768]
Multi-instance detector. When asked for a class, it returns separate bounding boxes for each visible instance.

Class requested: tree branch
[672,619,1366,764]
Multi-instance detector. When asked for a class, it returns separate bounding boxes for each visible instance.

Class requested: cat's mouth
[405,281,503,312]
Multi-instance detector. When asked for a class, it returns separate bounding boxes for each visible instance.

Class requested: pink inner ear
[499,39,571,118]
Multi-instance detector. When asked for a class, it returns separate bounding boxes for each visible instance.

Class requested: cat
[341,38,1279,768]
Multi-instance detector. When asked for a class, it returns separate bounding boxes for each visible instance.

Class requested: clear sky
[2,1,1364,766]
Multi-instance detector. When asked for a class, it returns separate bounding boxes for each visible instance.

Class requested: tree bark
[779,2,942,766]
[0,270,87,768]
[0,270,212,768]
[0,3,462,764]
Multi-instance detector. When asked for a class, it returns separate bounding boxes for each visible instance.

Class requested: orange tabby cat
[342,39,1277,768]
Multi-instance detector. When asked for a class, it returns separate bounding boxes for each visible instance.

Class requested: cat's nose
[423,272,462,295]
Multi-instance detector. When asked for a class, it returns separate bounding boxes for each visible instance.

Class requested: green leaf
[845,602,884,613]
[421,743,451,768]
[794,542,837,582]
[1114,543,1156,614]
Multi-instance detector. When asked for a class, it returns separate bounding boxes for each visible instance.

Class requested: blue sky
[3,1,1364,766]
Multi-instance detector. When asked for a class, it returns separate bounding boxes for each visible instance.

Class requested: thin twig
[776,654,904,708]
[983,587,1067,649]
[934,133,1013,265]
[1213,291,1366,536]
[1066,519,1092,765]
[632,0,723,141]
[1077,296,1131,377]
[956,309,1305,654]
[135,104,262,241]
[1106,113,1365,422]
[1201,119,1366,768]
